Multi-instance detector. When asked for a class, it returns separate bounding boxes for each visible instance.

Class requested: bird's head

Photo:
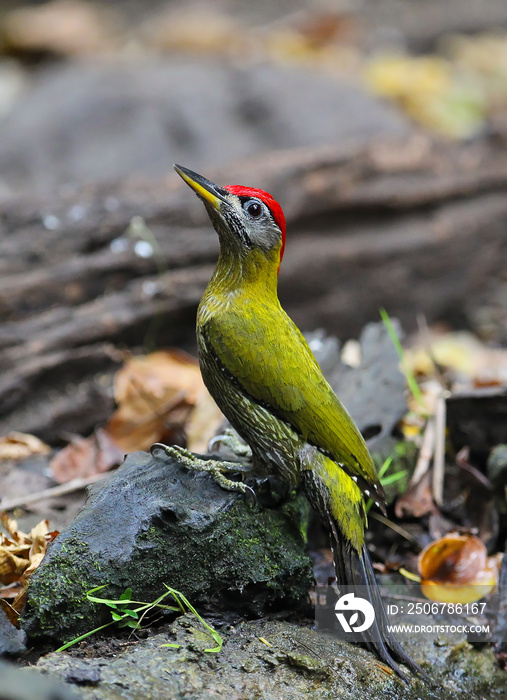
[174,164,286,276]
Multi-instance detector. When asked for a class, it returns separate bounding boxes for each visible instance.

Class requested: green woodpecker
[169,164,424,681]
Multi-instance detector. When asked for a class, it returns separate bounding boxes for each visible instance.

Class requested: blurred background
[2,0,507,192]
[2,5,507,685]
[0,0,507,442]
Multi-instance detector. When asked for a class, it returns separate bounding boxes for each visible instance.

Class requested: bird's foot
[208,428,253,461]
[151,443,256,504]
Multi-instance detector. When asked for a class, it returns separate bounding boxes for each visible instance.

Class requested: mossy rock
[22,451,313,642]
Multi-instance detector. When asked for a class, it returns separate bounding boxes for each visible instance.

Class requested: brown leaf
[419,534,486,583]
[114,350,203,406]
[418,533,498,603]
[395,471,436,519]
[0,597,22,627]
[0,432,50,461]
[146,6,243,55]
[186,389,225,453]
[0,551,29,583]
[3,0,116,57]
[0,514,58,623]
[105,350,206,452]
[49,428,123,484]
[0,512,22,541]
[0,583,23,600]
[294,12,352,47]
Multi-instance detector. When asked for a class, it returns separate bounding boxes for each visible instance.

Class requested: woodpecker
[166,164,424,681]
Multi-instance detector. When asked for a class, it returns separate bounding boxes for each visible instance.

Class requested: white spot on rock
[134,240,154,258]
[110,237,129,254]
[43,214,60,230]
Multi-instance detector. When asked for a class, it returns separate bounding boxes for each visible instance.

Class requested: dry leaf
[105,350,206,452]
[50,428,123,484]
[395,472,436,519]
[0,551,29,583]
[0,514,58,622]
[3,0,116,56]
[145,5,243,55]
[418,533,498,603]
[0,512,20,541]
[0,432,50,461]
[364,53,485,138]
[406,331,507,386]
[186,389,225,453]
[296,11,353,47]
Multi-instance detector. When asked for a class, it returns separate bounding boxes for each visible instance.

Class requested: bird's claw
[151,442,256,504]
[208,429,253,461]
[151,442,191,459]
[150,442,165,458]
[241,483,257,507]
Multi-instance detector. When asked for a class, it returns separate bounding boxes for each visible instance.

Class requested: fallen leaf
[364,53,486,138]
[293,12,352,47]
[0,582,23,600]
[49,428,123,484]
[0,512,20,541]
[0,514,58,623]
[186,389,225,453]
[145,5,243,55]
[105,350,206,452]
[0,432,50,461]
[395,472,436,519]
[2,0,116,57]
[418,533,498,603]
[0,551,28,584]
[406,331,507,386]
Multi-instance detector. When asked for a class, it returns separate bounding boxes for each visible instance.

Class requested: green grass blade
[379,308,424,407]
[380,469,408,486]
[56,621,115,652]
[86,584,110,595]
[163,585,223,652]
[377,455,394,479]
[366,455,408,513]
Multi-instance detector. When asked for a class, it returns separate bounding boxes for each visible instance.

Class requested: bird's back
[197,288,381,496]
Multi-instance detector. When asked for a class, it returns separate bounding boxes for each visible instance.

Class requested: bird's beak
[174,164,229,211]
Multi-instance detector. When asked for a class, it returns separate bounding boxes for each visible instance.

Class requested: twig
[410,416,435,486]
[432,392,447,506]
[369,511,419,545]
[0,472,111,512]
[456,446,494,491]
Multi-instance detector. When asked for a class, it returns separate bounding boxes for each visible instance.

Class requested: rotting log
[1,134,507,441]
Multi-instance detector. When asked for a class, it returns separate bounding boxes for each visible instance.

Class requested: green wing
[203,300,381,492]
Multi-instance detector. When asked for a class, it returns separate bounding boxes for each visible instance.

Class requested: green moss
[283,650,331,679]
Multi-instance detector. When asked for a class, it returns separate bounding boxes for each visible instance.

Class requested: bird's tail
[301,461,425,682]
[327,513,425,682]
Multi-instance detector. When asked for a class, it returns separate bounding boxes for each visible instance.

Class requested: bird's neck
[207,245,281,302]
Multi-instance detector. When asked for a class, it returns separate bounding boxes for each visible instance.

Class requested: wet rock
[64,664,101,686]
[21,449,313,642]
[31,615,507,700]
[0,608,26,656]
[0,659,78,700]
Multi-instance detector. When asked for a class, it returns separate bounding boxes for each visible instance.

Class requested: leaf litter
[104,349,216,452]
[0,512,58,624]
[1,325,507,646]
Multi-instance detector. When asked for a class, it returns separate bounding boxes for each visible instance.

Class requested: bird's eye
[244,200,263,218]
